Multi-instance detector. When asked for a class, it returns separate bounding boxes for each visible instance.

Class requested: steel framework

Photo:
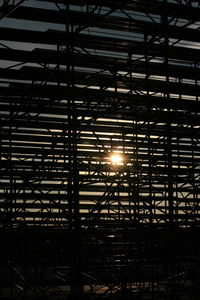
[0,0,200,299]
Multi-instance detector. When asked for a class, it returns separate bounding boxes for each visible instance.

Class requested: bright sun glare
[110,154,123,164]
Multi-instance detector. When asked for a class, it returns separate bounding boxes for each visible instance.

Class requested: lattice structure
[0,0,200,299]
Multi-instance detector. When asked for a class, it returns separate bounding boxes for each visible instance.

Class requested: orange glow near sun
[110,154,123,165]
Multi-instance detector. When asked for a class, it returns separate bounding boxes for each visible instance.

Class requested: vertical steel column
[162,3,177,299]
[144,32,153,224]
[8,98,13,227]
[162,0,174,225]
[8,98,14,298]
[65,3,82,299]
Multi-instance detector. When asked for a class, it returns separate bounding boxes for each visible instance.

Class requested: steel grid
[0,0,200,299]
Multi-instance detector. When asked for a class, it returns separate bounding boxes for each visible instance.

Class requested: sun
[110,153,123,165]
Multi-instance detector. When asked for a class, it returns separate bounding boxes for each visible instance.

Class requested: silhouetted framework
[0,0,200,299]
